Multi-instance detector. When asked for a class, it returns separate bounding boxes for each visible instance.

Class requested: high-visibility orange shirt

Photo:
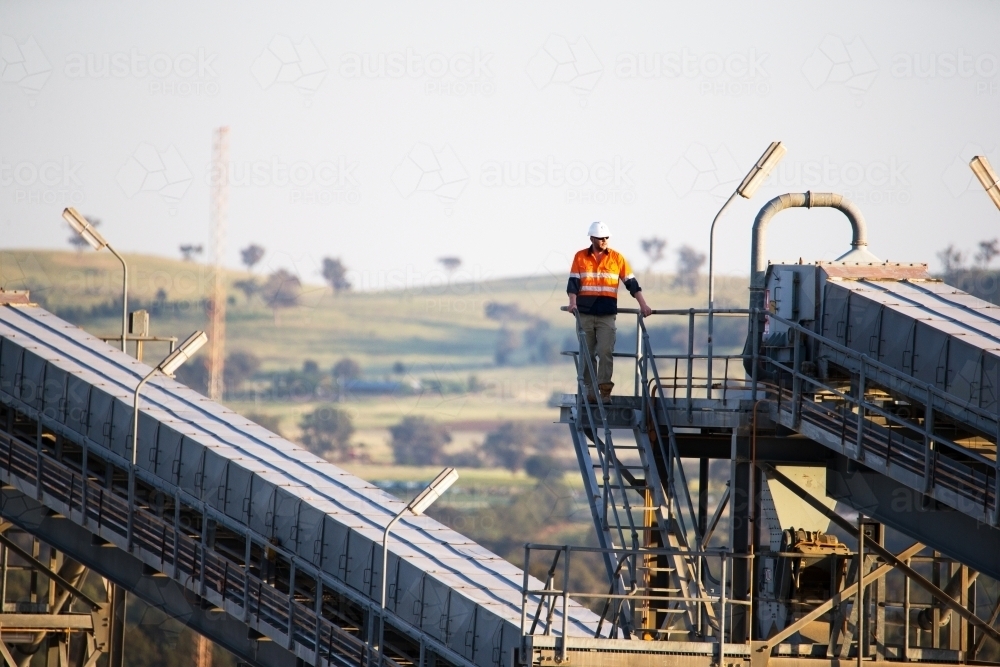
[567,247,642,315]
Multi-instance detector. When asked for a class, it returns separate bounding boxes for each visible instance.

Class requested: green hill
[0,249,749,465]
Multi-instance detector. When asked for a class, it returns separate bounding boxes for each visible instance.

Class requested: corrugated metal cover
[0,303,601,647]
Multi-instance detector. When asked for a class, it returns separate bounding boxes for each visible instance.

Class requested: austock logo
[802,35,878,100]
[667,144,743,198]
[1,156,85,205]
[116,143,193,210]
[942,143,1000,198]
[527,34,603,99]
[210,156,361,205]
[64,47,220,97]
[391,143,468,210]
[480,156,637,205]
[252,35,327,97]
[0,35,52,96]
[339,47,495,97]
[615,47,770,96]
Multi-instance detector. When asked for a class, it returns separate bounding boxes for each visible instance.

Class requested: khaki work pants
[577,313,616,389]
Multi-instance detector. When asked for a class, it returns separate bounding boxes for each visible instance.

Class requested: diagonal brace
[764,464,1000,646]
[0,532,101,611]
[760,541,924,651]
[0,627,16,667]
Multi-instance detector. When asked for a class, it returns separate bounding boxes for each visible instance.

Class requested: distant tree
[673,245,706,294]
[67,215,101,252]
[392,361,406,375]
[389,416,451,465]
[484,301,532,322]
[482,422,535,472]
[261,269,301,321]
[438,256,462,275]
[245,411,283,436]
[938,245,966,274]
[494,327,519,366]
[234,278,258,303]
[975,239,999,268]
[241,244,265,272]
[224,350,260,390]
[299,405,355,459]
[332,357,361,381]
[524,454,571,481]
[302,359,320,375]
[179,244,204,262]
[524,320,556,365]
[321,257,352,294]
[640,237,667,271]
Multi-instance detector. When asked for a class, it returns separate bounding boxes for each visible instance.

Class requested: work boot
[598,382,614,404]
[581,385,598,403]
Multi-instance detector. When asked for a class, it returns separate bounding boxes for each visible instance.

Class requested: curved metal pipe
[750,191,869,288]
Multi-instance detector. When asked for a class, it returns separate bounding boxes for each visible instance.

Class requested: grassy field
[0,248,745,511]
[1,249,741,635]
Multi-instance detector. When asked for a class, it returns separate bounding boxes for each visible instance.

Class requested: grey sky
[2,1,999,289]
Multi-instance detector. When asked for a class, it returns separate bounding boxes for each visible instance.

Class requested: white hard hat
[587,221,610,238]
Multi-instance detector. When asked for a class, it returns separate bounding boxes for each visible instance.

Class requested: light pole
[63,207,129,354]
[706,142,786,398]
[970,155,1000,210]
[127,331,208,549]
[378,467,459,664]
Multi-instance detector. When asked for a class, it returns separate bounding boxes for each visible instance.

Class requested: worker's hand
[567,303,578,314]
[640,303,652,318]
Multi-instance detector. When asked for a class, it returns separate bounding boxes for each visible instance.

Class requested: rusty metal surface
[818,262,930,281]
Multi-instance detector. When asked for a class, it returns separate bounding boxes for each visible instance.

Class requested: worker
[567,222,652,403]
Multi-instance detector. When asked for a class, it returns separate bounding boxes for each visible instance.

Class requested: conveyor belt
[821,278,1000,431]
[0,303,600,666]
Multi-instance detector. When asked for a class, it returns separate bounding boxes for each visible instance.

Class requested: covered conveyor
[0,299,600,667]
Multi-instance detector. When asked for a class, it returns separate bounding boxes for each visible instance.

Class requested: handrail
[0,413,404,667]
[766,310,1000,428]
[522,544,749,642]
[570,311,640,637]
[764,311,998,469]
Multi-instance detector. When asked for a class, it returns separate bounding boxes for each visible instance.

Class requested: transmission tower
[207,126,229,402]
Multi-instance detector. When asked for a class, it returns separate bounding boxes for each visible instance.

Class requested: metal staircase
[567,312,720,640]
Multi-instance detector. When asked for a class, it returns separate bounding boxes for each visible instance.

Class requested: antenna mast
[207,126,230,402]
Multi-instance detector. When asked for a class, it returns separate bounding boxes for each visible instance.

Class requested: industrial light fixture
[63,207,108,249]
[706,142,786,398]
[157,331,209,376]
[127,331,208,548]
[63,207,129,353]
[405,467,459,515]
[736,141,787,199]
[379,467,459,661]
[970,155,1000,211]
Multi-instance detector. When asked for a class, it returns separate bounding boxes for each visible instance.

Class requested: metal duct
[750,191,873,289]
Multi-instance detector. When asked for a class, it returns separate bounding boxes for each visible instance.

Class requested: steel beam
[0,486,298,667]
[753,542,924,662]
[0,532,101,611]
[825,458,1000,581]
[765,465,1000,647]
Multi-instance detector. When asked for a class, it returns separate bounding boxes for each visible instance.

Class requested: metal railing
[567,309,755,643]
[762,310,999,527]
[565,307,755,403]
[0,420,399,667]
[564,305,997,527]
[520,544,750,663]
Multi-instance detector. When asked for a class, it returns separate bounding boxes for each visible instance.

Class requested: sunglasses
[591,236,609,241]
